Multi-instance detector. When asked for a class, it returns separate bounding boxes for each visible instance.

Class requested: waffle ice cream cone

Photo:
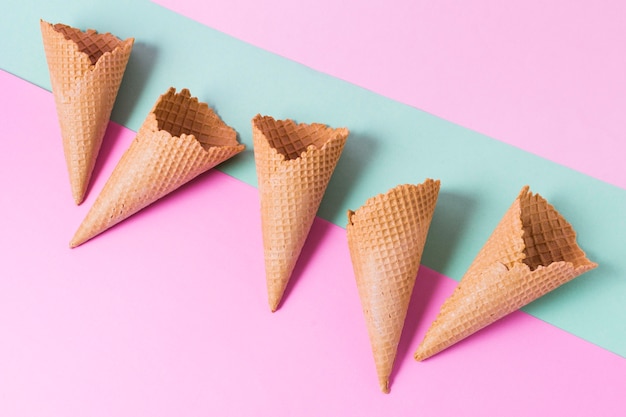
[40,20,134,204]
[70,88,244,247]
[347,179,440,393]
[414,186,597,361]
[252,114,348,312]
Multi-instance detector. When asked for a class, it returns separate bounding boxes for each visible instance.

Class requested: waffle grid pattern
[70,89,244,247]
[40,20,133,204]
[347,180,440,392]
[153,88,237,148]
[256,117,335,160]
[520,190,589,270]
[54,25,122,65]
[414,187,597,361]
[252,115,348,311]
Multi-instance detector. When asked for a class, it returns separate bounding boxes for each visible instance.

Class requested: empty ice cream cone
[40,20,134,204]
[347,179,440,393]
[70,87,244,247]
[252,114,348,312]
[414,186,597,361]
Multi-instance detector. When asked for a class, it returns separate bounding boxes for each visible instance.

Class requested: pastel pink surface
[152,0,626,190]
[1,70,625,415]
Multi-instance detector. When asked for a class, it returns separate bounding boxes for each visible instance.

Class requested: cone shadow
[317,130,378,223]
[416,305,532,362]
[74,164,229,248]
[390,266,447,386]
[421,189,478,274]
[277,218,335,311]
[272,129,373,311]
[111,41,159,127]
[84,121,127,201]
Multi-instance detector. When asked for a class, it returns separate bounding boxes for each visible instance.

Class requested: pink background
[1,69,625,415]
[154,0,626,190]
[2,0,625,414]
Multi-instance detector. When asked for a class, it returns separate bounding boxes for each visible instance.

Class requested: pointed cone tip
[69,228,90,248]
[269,295,281,312]
[380,379,390,394]
[73,193,85,205]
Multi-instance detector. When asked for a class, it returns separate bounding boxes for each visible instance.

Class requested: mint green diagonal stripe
[2,0,624,356]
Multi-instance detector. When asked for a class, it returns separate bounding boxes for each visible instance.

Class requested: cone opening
[253,115,347,161]
[519,189,590,270]
[347,180,441,227]
[154,88,238,149]
[52,23,125,65]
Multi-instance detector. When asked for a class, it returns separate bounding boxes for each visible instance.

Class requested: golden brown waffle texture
[40,21,600,395]
[70,88,245,247]
[40,20,134,204]
[414,186,598,361]
[252,114,349,312]
[347,179,440,393]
